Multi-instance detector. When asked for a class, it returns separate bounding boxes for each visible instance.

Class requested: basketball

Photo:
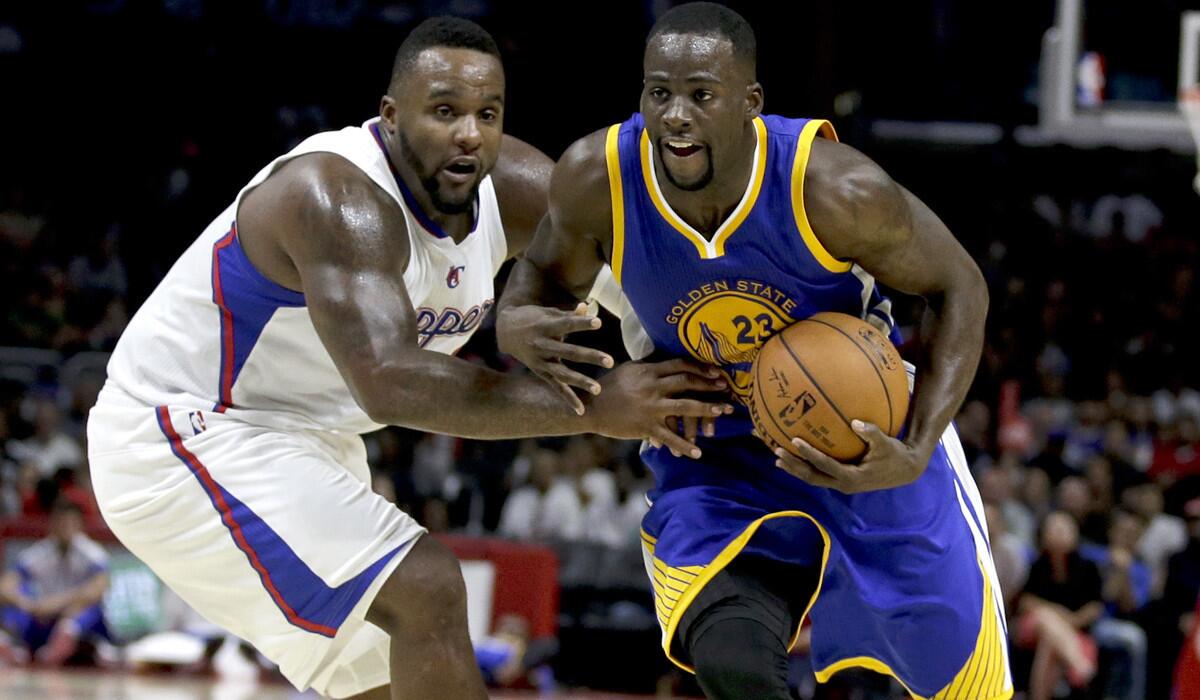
[748,312,910,462]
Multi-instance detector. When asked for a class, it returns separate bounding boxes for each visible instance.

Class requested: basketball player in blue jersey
[499,4,1010,699]
[86,17,731,700]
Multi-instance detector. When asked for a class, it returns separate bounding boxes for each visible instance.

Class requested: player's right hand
[497,302,614,414]
[585,359,733,458]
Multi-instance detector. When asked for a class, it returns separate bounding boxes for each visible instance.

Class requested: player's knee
[690,618,792,700]
[367,535,466,631]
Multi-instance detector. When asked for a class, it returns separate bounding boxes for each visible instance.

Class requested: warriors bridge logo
[668,279,799,398]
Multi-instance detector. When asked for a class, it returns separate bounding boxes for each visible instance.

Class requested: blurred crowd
[5,1,1200,697]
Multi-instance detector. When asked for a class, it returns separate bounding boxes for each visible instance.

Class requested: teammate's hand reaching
[497,302,614,414]
[585,359,734,458]
[771,420,929,493]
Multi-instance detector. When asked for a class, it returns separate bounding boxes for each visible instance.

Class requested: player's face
[641,33,760,192]
[382,48,504,215]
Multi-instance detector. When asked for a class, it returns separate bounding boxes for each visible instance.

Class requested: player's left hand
[772,419,928,493]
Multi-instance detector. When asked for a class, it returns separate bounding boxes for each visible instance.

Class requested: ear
[746,82,764,120]
[379,95,398,133]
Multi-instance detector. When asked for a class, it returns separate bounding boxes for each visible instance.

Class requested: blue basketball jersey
[603,113,1011,698]
[606,112,897,413]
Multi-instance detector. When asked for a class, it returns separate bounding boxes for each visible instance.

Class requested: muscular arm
[240,154,593,436]
[491,134,555,259]
[239,154,723,442]
[804,138,988,470]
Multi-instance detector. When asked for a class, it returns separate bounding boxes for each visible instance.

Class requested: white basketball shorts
[87,385,425,697]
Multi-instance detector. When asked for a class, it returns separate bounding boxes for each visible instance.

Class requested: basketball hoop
[1182,86,1200,194]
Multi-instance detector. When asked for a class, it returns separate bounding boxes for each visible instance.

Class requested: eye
[649,87,669,100]
[435,105,454,118]
[479,109,499,122]
[694,89,713,102]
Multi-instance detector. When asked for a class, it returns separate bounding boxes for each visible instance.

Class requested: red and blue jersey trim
[210,224,305,412]
[154,406,402,637]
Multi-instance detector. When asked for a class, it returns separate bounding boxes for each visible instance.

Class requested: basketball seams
[806,316,896,435]
[778,331,868,455]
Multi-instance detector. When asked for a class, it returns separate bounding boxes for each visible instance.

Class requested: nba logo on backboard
[446,265,464,288]
[189,411,207,436]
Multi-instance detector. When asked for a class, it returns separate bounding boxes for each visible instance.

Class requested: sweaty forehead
[644,32,738,78]
[406,47,504,95]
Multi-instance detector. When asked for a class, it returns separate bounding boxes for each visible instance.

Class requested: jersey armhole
[604,124,626,286]
[790,120,853,274]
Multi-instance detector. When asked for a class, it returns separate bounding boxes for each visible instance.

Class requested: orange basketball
[747,312,910,462]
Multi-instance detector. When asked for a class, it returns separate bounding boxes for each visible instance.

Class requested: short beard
[398,129,478,215]
[661,148,714,192]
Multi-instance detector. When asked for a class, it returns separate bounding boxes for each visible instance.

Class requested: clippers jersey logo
[446,265,464,288]
[668,280,799,398]
[415,299,494,348]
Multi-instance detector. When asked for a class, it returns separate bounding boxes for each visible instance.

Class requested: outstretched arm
[776,138,987,492]
[240,153,726,447]
[498,129,618,409]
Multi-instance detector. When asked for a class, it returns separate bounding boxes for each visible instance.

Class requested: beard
[398,129,479,215]
[660,146,715,192]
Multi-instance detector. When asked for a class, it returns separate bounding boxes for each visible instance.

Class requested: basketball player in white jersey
[86,17,731,700]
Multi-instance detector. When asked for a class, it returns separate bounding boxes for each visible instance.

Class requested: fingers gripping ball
[748,312,909,461]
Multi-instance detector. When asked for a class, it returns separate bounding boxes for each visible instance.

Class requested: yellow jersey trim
[604,124,627,286]
[791,119,853,274]
[641,509,831,673]
[638,117,768,260]
[812,557,1012,700]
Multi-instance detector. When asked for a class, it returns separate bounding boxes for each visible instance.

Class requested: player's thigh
[91,406,423,695]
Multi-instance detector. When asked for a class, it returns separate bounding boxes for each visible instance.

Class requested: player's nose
[453,115,483,152]
[662,97,691,131]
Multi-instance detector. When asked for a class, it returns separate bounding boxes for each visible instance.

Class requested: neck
[657,120,757,238]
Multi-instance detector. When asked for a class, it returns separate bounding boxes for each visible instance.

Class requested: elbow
[353,367,403,426]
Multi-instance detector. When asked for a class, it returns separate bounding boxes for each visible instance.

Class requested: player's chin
[432,176,480,209]
[662,154,711,191]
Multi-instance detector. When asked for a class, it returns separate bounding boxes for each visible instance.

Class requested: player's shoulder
[551,127,613,214]
[251,152,404,236]
[490,135,555,254]
[492,135,553,200]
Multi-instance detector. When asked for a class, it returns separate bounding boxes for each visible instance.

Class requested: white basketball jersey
[104,118,507,434]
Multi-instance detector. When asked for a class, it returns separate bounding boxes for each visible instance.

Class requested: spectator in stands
[609,457,652,551]
[560,436,618,547]
[498,448,583,543]
[1125,398,1156,471]
[1018,511,1104,700]
[6,399,82,478]
[1020,467,1054,526]
[0,498,109,666]
[1079,508,1151,700]
[1064,401,1108,470]
[1057,475,1107,544]
[1124,480,1188,597]
[984,502,1030,614]
[979,461,1035,550]
[1151,415,1200,485]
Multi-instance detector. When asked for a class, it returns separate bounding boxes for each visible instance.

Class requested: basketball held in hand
[747,312,910,462]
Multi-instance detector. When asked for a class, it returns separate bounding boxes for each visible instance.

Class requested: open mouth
[663,139,704,158]
[441,157,479,183]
